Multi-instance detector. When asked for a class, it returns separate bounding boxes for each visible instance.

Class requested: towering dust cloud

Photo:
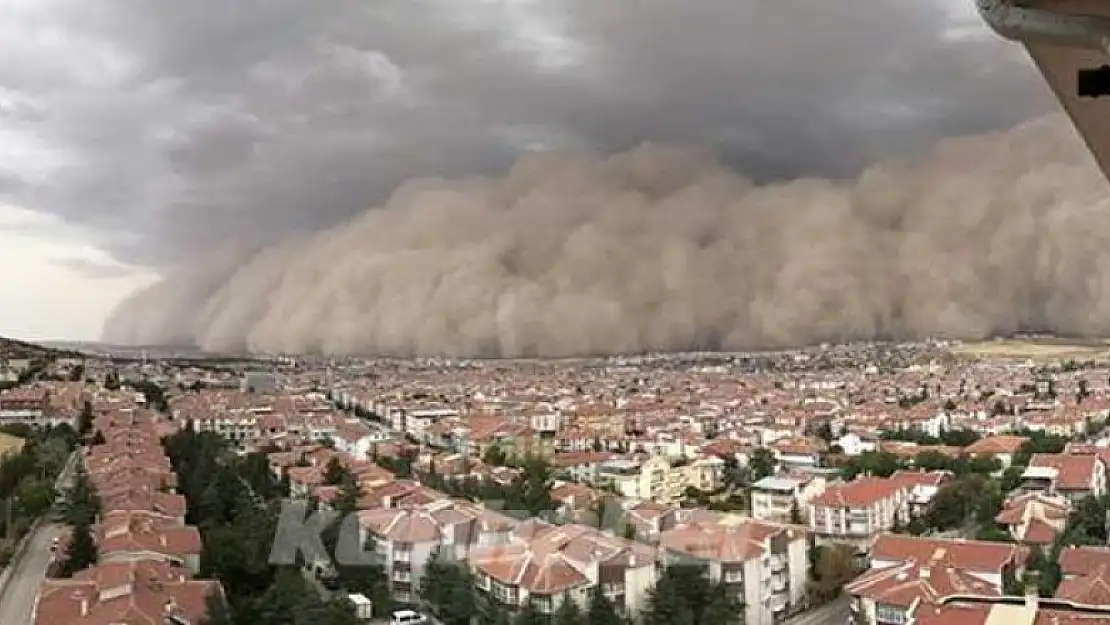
[103,114,1110,357]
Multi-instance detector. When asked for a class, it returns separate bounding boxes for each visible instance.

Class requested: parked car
[390,610,429,625]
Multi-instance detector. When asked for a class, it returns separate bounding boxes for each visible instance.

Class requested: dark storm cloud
[1,0,1047,264]
[13,0,1098,357]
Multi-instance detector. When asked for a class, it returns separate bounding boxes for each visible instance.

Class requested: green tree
[199,591,233,625]
[553,596,586,625]
[840,451,903,480]
[59,517,98,577]
[1067,495,1110,544]
[63,467,101,526]
[809,544,856,603]
[975,526,1013,542]
[514,603,548,625]
[422,555,478,625]
[912,450,952,473]
[587,586,624,625]
[701,582,744,625]
[644,564,740,625]
[237,452,284,501]
[922,475,1000,532]
[504,455,555,518]
[76,401,93,437]
[324,457,350,486]
[483,444,508,467]
[245,567,335,624]
[332,476,361,515]
[1024,545,1062,597]
[476,592,512,625]
[748,448,776,481]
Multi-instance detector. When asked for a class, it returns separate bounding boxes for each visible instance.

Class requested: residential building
[846,534,1024,625]
[597,456,672,502]
[469,522,658,617]
[751,474,827,524]
[357,499,517,605]
[888,470,950,517]
[836,432,878,457]
[33,560,221,625]
[808,477,909,554]
[994,492,1070,548]
[659,514,809,625]
[964,435,1029,469]
[1057,545,1110,605]
[1018,453,1107,502]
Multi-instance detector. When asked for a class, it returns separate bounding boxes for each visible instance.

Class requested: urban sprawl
[3,338,1110,624]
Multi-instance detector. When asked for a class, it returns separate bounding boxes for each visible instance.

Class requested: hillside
[0,336,83,360]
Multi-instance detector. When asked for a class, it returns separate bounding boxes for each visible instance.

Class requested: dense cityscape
[1,336,1110,624]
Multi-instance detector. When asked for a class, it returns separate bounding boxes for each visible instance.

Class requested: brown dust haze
[102,114,1110,357]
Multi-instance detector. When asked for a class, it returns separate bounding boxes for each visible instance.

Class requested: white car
[390,610,429,625]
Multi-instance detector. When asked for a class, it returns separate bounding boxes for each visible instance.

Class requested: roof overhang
[980,1,1110,184]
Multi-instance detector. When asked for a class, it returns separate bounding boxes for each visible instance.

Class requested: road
[0,450,80,624]
[0,523,65,625]
[784,596,851,625]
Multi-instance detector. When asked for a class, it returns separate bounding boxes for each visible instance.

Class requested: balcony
[392,570,412,583]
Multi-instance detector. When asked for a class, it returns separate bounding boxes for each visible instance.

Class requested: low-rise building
[33,560,221,625]
[1019,453,1107,502]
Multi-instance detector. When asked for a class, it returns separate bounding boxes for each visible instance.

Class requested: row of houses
[31,404,223,625]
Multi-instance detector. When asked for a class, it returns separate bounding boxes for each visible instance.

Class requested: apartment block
[845,534,1023,625]
[658,514,809,625]
[357,499,517,605]
[751,474,827,523]
[469,522,658,617]
[808,477,909,554]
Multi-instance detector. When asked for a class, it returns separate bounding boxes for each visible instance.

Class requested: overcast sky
[0,0,1056,341]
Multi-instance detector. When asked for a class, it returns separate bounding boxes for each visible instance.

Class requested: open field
[951,338,1110,361]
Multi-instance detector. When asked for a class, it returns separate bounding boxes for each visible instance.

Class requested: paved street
[784,596,851,625]
[0,523,65,625]
[0,450,80,624]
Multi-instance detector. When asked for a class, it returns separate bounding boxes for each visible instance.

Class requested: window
[492,581,518,604]
[875,603,906,625]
